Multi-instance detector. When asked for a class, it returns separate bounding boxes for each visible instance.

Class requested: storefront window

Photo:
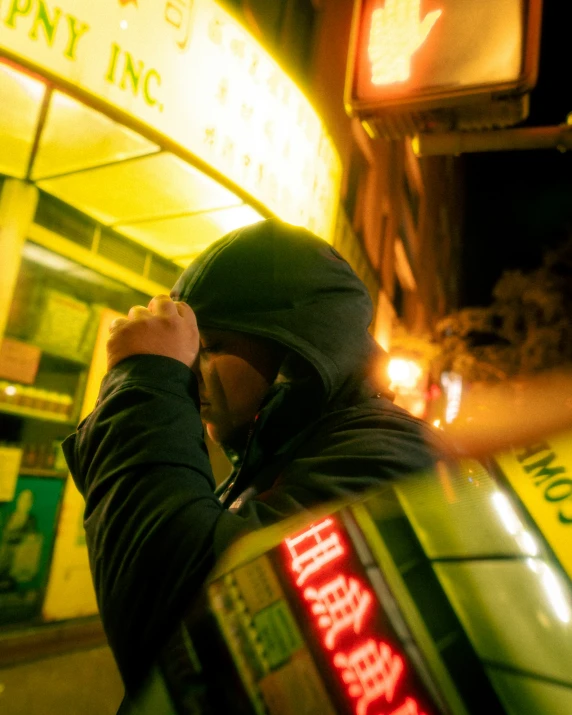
[0,240,151,624]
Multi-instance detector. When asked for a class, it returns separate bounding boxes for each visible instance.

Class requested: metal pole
[412,124,572,157]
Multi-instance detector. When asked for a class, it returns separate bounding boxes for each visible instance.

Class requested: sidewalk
[0,618,124,714]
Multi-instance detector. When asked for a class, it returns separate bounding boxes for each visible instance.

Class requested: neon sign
[285,517,345,586]
[282,517,438,715]
[305,574,372,649]
[368,0,442,85]
[334,638,404,714]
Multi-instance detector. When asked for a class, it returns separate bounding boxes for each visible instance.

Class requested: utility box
[345,0,543,139]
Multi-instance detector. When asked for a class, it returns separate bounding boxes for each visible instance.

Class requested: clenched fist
[107,295,199,371]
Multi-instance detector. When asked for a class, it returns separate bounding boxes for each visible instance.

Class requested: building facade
[0,0,462,630]
[287,0,463,409]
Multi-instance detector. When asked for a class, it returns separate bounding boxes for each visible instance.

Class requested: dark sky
[460,1,572,307]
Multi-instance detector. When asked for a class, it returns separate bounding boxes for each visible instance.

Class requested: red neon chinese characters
[387,697,427,715]
[304,575,373,649]
[285,518,344,586]
[334,639,404,715]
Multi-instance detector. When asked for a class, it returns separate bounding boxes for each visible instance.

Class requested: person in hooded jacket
[62,219,453,694]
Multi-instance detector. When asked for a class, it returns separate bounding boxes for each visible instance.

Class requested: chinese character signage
[280,517,440,715]
[0,0,341,242]
[346,0,542,114]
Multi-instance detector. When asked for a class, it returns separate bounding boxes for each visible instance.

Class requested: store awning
[0,61,263,267]
[0,0,342,264]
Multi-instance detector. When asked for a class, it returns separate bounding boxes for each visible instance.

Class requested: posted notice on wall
[0,339,41,384]
[0,446,23,502]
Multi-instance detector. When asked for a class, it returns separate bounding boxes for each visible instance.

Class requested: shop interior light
[32,89,158,180]
[0,60,46,102]
[22,243,80,274]
[22,243,130,291]
[0,61,46,177]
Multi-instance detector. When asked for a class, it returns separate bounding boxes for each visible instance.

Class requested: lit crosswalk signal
[345,0,543,138]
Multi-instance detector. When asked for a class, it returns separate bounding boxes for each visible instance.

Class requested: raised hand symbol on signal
[368,0,442,85]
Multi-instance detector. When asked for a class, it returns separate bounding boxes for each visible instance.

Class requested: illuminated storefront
[0,0,341,626]
[126,438,571,713]
[144,445,572,714]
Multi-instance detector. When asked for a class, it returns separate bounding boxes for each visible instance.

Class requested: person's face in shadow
[193,329,284,451]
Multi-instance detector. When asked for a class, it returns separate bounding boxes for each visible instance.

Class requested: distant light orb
[388,358,422,390]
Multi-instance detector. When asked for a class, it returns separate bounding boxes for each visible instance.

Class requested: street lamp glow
[387,358,422,390]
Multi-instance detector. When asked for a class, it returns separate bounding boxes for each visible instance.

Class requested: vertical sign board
[207,516,442,714]
[494,430,572,583]
[42,308,122,621]
[345,0,542,115]
[276,517,441,715]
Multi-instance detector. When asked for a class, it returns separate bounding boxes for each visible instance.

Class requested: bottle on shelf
[18,385,33,408]
[43,391,58,413]
[22,442,39,469]
[61,394,74,417]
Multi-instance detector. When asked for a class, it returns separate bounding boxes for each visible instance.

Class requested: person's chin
[207,422,251,453]
[205,421,222,444]
[204,419,232,447]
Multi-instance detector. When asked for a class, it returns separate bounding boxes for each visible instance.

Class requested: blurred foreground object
[387,356,427,418]
[431,237,572,455]
[447,369,572,457]
[125,435,572,714]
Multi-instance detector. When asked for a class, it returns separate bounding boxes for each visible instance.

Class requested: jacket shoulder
[305,395,453,459]
[251,396,455,511]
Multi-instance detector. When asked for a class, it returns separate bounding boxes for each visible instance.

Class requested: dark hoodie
[62,219,451,692]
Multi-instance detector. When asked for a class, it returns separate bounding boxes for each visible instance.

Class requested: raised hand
[107,295,199,371]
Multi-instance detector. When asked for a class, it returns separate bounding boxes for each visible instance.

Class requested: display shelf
[34,345,89,368]
[2,334,90,369]
[19,468,69,479]
[0,402,75,424]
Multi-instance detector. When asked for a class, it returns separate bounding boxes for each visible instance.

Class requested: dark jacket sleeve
[62,355,236,691]
[63,361,450,690]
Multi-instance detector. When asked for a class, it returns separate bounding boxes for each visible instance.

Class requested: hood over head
[171,219,380,401]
